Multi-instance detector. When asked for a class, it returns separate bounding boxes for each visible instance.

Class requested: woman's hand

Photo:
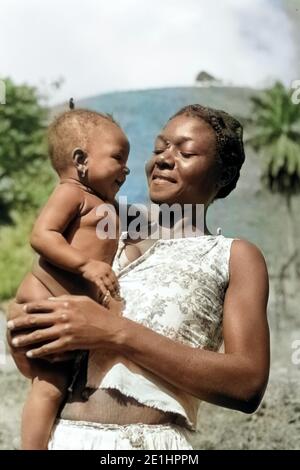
[6,301,37,378]
[7,295,125,359]
[7,300,75,370]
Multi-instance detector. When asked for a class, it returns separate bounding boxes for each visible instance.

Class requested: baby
[15,108,130,449]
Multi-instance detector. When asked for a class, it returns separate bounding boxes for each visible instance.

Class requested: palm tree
[247,81,300,298]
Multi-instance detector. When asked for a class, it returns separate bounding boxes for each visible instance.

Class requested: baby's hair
[48,108,120,173]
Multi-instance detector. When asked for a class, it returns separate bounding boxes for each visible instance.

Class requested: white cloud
[0,0,297,104]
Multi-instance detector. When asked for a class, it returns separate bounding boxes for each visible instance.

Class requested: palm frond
[247,82,300,196]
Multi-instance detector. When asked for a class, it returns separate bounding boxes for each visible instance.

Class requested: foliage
[0,212,35,300]
[247,82,300,197]
[0,78,56,299]
[0,78,55,222]
[247,81,300,305]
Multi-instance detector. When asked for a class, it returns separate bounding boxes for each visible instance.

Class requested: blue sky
[0,0,299,104]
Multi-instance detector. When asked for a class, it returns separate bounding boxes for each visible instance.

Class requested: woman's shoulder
[229,238,266,260]
[228,238,269,280]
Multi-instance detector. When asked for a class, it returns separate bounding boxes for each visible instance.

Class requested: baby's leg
[15,274,71,449]
[16,272,53,303]
[13,273,54,379]
[22,364,70,449]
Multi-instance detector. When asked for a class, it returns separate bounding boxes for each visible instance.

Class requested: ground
[1,310,299,450]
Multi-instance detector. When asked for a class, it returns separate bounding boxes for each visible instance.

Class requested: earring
[80,166,86,178]
[124,167,130,175]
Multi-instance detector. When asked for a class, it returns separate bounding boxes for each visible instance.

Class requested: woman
[7,104,270,450]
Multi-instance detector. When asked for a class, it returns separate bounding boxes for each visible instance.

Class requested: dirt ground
[1,310,299,450]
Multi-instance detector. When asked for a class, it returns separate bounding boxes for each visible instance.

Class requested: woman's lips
[152,178,174,185]
[152,173,176,184]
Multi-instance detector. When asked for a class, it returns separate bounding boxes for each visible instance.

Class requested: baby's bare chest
[65,198,120,263]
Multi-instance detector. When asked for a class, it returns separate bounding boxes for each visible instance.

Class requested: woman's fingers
[25,299,70,313]
[7,312,66,331]
[11,325,62,348]
[7,294,118,356]
[48,295,74,301]
[26,338,72,358]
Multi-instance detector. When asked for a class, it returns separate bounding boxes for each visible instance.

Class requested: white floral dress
[87,232,237,431]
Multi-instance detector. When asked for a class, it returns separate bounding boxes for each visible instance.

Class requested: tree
[247,81,300,298]
[0,78,55,222]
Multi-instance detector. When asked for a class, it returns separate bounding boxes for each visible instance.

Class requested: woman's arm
[7,239,269,413]
[119,239,270,413]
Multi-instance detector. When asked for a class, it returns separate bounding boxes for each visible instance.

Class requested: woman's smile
[151,170,177,184]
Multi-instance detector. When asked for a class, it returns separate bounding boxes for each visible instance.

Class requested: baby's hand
[80,260,119,300]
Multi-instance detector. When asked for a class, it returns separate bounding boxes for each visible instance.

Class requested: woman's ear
[72,148,88,178]
[217,166,237,188]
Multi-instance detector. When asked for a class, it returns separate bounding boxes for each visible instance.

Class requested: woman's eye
[153,149,165,155]
[113,155,122,161]
[180,152,195,158]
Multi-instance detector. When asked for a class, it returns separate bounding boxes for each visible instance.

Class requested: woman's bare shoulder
[229,238,269,280]
[230,238,266,257]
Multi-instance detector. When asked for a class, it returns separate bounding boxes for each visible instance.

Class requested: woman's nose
[156,150,175,168]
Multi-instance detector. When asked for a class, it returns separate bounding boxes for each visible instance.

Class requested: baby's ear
[72,148,88,169]
[72,148,88,179]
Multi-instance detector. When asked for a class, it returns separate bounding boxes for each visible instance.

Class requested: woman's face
[146,114,221,206]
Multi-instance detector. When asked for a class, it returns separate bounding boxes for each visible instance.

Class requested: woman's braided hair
[170,104,246,200]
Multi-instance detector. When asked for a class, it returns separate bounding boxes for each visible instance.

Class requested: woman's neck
[149,204,211,239]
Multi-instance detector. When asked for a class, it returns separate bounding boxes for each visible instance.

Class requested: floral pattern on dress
[113,235,234,353]
[88,234,236,430]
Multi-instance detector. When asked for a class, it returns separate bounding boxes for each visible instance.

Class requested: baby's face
[86,123,130,201]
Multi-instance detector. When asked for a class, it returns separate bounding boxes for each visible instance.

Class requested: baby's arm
[31,184,89,272]
[31,184,117,296]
